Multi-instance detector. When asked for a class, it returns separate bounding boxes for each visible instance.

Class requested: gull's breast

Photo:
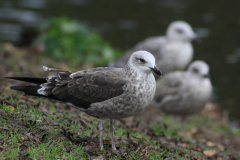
[87,73,156,119]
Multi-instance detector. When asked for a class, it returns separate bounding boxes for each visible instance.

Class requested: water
[0,0,240,120]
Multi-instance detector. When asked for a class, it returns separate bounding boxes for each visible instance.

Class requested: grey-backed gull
[7,50,162,150]
[153,60,212,136]
[109,21,198,78]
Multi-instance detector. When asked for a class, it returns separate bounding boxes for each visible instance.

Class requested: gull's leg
[173,117,178,127]
[181,116,186,137]
[98,118,104,150]
[110,119,117,150]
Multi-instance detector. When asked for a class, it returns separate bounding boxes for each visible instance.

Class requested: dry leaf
[84,145,92,151]
[4,105,15,112]
[104,140,110,144]
[203,150,216,156]
[206,141,215,147]
[217,144,225,151]
[187,128,198,137]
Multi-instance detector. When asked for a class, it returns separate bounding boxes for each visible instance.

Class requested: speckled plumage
[153,60,212,135]
[40,59,156,120]
[7,50,161,150]
[85,65,156,119]
[109,21,197,76]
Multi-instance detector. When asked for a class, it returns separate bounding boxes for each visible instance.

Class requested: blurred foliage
[36,17,121,68]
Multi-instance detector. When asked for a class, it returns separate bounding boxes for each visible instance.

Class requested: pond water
[0,0,240,120]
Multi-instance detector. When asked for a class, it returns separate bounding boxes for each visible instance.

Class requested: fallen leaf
[104,140,110,144]
[203,150,216,156]
[217,144,225,151]
[3,105,15,112]
[84,145,92,151]
[187,128,197,137]
[103,128,107,133]
[206,141,215,147]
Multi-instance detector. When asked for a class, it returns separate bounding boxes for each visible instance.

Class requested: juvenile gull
[6,50,162,150]
[109,21,198,77]
[153,60,212,136]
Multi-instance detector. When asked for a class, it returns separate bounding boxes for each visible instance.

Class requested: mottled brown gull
[153,60,212,136]
[6,50,162,150]
[109,21,198,77]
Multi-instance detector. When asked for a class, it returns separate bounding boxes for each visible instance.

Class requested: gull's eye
[176,28,184,34]
[138,58,146,63]
[192,68,199,73]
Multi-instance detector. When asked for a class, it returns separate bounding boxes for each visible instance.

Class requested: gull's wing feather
[9,67,127,109]
[154,71,185,102]
[154,71,194,114]
[5,77,47,84]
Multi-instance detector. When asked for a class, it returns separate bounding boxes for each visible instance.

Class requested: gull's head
[166,21,197,42]
[127,50,162,75]
[187,60,210,79]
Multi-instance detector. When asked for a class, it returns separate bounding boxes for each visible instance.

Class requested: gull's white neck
[124,61,151,77]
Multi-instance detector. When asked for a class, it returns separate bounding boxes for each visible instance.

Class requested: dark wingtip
[5,77,21,79]
[10,86,24,91]
[5,77,13,79]
[5,77,47,84]
[5,77,24,81]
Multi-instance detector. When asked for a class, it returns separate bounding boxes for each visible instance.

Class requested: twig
[0,96,10,103]
[22,96,39,104]
[135,146,141,154]
[0,100,17,108]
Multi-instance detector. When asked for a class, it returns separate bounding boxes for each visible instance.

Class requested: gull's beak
[203,73,210,79]
[150,66,162,75]
[191,33,201,43]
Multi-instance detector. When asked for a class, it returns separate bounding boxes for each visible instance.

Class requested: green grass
[1,21,239,159]
[0,88,240,159]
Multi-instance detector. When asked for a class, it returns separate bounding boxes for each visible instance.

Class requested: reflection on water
[0,0,240,120]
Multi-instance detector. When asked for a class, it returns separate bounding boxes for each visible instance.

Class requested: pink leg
[98,118,104,150]
[110,119,116,150]
[181,116,186,137]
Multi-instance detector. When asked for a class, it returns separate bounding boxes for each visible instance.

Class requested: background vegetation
[36,17,121,68]
[0,17,240,159]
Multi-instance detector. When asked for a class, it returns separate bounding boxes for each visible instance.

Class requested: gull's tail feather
[5,77,47,84]
[10,86,65,102]
[10,86,41,96]
[6,73,68,103]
